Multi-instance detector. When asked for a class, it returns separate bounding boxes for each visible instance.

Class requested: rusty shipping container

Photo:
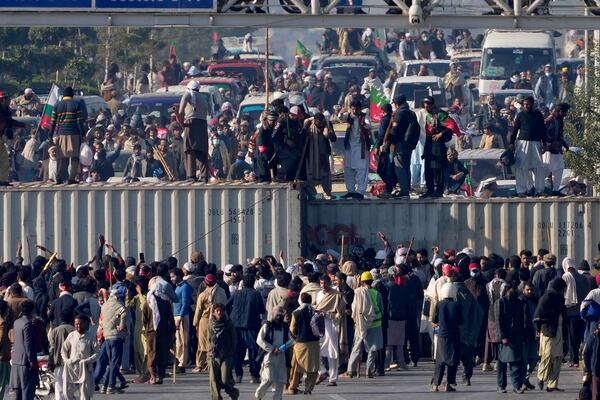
[305,198,600,262]
[0,182,302,267]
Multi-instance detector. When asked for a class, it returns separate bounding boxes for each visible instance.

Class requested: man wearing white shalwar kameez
[315,276,345,386]
[255,308,294,400]
[510,97,547,196]
[342,101,371,199]
[61,316,100,400]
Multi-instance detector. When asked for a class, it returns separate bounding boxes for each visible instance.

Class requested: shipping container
[0,182,303,268]
[305,198,600,262]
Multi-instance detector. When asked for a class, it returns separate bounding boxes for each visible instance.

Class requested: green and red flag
[370,86,389,123]
[295,40,312,68]
[464,162,474,196]
[426,111,463,137]
[373,29,383,49]
[40,84,61,130]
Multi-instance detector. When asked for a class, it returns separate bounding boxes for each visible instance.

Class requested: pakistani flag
[40,84,61,130]
[295,40,312,68]
[370,86,389,123]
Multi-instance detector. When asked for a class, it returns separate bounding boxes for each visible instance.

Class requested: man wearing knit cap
[532,253,558,300]
[50,87,86,184]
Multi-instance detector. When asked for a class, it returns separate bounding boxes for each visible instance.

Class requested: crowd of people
[0,27,585,198]
[1,234,600,399]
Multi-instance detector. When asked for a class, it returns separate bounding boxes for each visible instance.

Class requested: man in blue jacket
[171,268,193,374]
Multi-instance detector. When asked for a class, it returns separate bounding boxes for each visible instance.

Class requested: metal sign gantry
[0,0,598,28]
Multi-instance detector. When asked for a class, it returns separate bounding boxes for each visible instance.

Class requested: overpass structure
[0,0,599,28]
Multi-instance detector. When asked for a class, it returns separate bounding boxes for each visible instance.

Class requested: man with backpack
[286,293,321,395]
[381,95,420,198]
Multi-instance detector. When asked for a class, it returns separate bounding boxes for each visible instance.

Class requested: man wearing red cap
[0,91,25,186]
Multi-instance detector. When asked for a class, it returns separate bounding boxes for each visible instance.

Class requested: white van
[479,30,556,95]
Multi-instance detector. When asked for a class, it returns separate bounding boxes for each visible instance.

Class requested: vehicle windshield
[210,67,260,85]
[405,63,449,78]
[392,83,445,106]
[481,48,554,80]
[325,65,372,87]
[454,59,481,78]
[127,93,211,122]
[239,104,264,127]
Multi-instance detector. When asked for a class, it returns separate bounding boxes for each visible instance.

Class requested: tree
[564,40,600,189]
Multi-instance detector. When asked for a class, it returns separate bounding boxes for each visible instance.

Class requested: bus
[478,30,556,96]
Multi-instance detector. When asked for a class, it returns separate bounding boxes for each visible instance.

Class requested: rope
[169,187,285,257]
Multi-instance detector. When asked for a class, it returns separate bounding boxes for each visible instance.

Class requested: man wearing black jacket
[421,96,453,198]
[227,274,265,384]
[0,91,25,186]
[510,96,546,197]
[382,95,420,197]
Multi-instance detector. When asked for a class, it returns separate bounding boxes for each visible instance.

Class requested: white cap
[187,80,200,91]
[126,266,136,275]
[224,264,234,274]
[375,250,387,260]
[289,106,299,115]
[24,88,34,94]
[183,262,196,273]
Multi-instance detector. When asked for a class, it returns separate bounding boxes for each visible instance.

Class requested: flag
[437,112,463,137]
[373,29,383,49]
[295,40,312,68]
[464,162,474,196]
[369,86,389,123]
[213,31,219,43]
[40,84,61,130]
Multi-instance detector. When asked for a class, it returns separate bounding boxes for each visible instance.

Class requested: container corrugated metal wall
[0,183,302,267]
[305,198,600,261]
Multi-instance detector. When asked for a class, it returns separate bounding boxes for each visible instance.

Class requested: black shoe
[245,7,254,12]
[354,193,365,200]
[118,382,129,389]
[255,7,266,12]
[429,193,442,198]
[176,367,186,374]
[462,377,471,386]
[497,387,507,393]
[420,192,434,199]
[0,181,11,186]
[341,192,354,199]
[538,380,544,390]
[513,388,525,394]
[524,380,535,390]
[546,387,564,392]
[552,191,565,197]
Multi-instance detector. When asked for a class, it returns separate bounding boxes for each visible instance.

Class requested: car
[458,148,512,189]
[207,61,267,87]
[398,59,452,79]
[557,57,584,81]
[179,76,245,109]
[155,86,225,119]
[237,91,307,127]
[307,55,327,73]
[450,49,482,80]
[223,52,288,71]
[484,89,535,108]
[75,95,110,121]
[391,76,448,109]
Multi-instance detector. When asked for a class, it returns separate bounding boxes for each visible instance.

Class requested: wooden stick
[407,236,415,254]
[340,235,345,263]
[42,252,58,273]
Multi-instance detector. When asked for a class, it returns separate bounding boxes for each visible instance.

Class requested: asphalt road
[61,361,582,400]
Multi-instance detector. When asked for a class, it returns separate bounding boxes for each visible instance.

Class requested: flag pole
[265,27,270,107]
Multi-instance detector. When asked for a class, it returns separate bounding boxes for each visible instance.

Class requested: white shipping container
[0,183,302,268]
[306,198,600,262]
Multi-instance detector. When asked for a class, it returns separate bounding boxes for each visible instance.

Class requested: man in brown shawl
[315,275,346,387]
[301,113,337,200]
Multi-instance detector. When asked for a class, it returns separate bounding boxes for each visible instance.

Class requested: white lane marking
[328,395,347,400]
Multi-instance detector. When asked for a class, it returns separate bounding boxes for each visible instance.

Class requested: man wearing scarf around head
[301,112,337,199]
[208,303,239,400]
[315,274,346,386]
[142,277,176,385]
[534,277,567,392]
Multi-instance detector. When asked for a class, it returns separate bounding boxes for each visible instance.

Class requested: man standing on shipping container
[510,96,546,197]
[179,80,209,182]
[49,87,86,184]
[0,91,25,186]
